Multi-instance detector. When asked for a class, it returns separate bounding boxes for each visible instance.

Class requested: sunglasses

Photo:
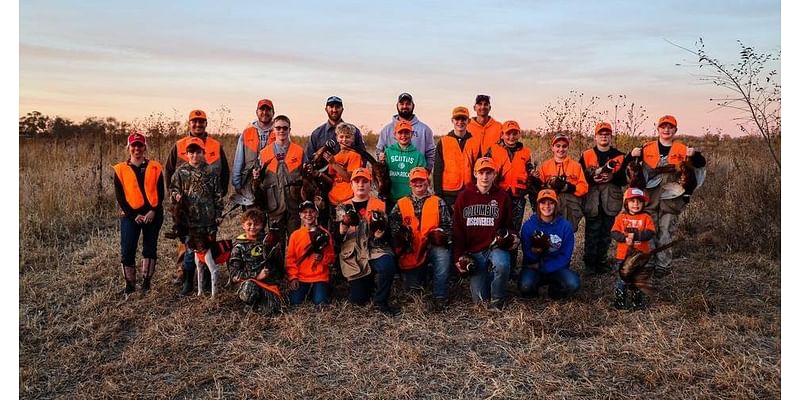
[273,126,290,131]
[453,116,468,122]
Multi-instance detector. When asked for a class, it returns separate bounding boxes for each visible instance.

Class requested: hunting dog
[186,232,232,297]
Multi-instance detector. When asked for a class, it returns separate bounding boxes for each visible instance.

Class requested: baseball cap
[326,96,343,106]
[398,92,413,102]
[595,122,613,135]
[257,99,274,110]
[537,189,559,204]
[299,200,319,213]
[623,187,649,203]
[475,94,491,104]
[185,137,205,152]
[408,167,429,182]
[188,109,207,121]
[502,120,521,133]
[657,115,678,128]
[473,157,496,173]
[395,120,413,134]
[551,134,570,146]
[351,167,372,182]
[127,132,146,146]
[452,106,470,119]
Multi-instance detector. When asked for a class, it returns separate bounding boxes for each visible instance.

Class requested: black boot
[140,258,156,294]
[180,268,195,296]
[613,287,627,310]
[631,289,647,310]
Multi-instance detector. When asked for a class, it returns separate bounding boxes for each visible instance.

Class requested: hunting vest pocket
[339,239,371,281]
[582,188,600,218]
[602,185,623,216]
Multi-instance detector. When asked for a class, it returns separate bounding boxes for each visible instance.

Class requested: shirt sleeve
[433,140,444,196]
[424,126,435,170]
[451,195,466,261]
[231,132,246,189]
[164,145,179,185]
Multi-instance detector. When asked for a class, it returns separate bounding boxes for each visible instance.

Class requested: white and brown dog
[186,233,232,297]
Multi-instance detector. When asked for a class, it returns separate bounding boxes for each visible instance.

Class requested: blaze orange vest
[582,149,624,173]
[467,117,503,156]
[489,143,532,197]
[539,157,588,197]
[641,141,687,169]
[112,160,162,209]
[241,126,261,167]
[440,135,481,192]
[176,136,222,166]
[259,142,304,173]
[397,196,441,270]
[611,212,656,260]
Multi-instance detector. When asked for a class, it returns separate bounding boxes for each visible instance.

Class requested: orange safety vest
[396,196,441,270]
[112,160,162,209]
[259,142,304,173]
[539,157,588,197]
[611,212,656,260]
[440,135,481,192]
[285,226,335,283]
[176,136,222,166]
[489,143,532,197]
[582,149,624,173]
[327,150,363,205]
[641,141,687,169]
[241,126,262,167]
[467,117,503,156]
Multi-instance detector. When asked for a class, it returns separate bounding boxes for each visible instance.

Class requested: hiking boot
[631,290,647,310]
[488,298,506,313]
[613,287,628,310]
[180,268,195,296]
[375,303,400,317]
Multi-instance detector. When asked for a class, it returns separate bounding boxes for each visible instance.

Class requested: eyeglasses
[273,126,290,131]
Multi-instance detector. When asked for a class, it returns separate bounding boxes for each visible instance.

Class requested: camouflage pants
[653,212,679,273]
[237,280,282,315]
[583,210,615,272]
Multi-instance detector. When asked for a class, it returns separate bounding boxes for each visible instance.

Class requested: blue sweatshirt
[520,214,574,273]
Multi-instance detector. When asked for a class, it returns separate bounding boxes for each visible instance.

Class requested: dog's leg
[206,252,219,298]
[195,255,204,297]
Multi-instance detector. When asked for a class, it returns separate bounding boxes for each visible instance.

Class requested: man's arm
[231,132,246,190]
[164,145,179,185]
[424,126,435,170]
[218,146,230,197]
[432,141,444,196]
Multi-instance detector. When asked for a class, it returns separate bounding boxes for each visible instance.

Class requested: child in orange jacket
[610,188,656,310]
[286,201,336,305]
[537,134,588,232]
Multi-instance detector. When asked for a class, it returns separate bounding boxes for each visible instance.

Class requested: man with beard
[376,92,435,170]
[231,99,275,202]
[304,96,366,164]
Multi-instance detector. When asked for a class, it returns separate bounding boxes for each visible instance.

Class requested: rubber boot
[631,289,647,310]
[613,287,627,310]
[141,258,156,294]
[180,268,195,296]
[122,265,137,296]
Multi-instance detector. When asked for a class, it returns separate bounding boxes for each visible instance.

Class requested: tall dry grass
[19,132,779,399]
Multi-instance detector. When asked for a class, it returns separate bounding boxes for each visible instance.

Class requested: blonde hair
[335,122,356,138]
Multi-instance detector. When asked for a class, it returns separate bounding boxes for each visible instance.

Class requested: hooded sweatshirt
[520,214,574,273]
[452,182,514,261]
[376,115,435,169]
[384,142,426,202]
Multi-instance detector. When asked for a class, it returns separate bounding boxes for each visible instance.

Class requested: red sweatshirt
[452,182,515,261]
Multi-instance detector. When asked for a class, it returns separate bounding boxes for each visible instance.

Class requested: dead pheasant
[343,144,391,200]
[392,223,413,255]
[427,227,449,247]
[619,238,684,295]
[678,160,698,194]
[339,203,361,227]
[626,156,646,189]
[296,224,331,266]
[529,230,551,270]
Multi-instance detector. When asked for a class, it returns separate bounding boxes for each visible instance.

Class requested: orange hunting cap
[185,137,205,151]
[351,167,372,182]
[408,167,429,182]
[551,133,570,146]
[257,99,274,110]
[657,115,678,128]
[188,109,207,121]
[623,187,649,203]
[452,106,470,119]
[502,120,521,134]
[595,122,613,135]
[537,189,559,204]
[395,120,413,134]
[473,157,496,173]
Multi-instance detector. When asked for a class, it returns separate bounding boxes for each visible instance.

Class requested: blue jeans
[469,248,511,303]
[288,282,330,305]
[518,267,581,299]
[349,255,396,306]
[120,212,163,266]
[401,246,450,299]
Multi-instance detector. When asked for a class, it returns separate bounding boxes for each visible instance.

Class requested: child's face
[595,131,612,147]
[395,129,412,146]
[502,129,520,146]
[337,131,354,148]
[128,142,146,159]
[351,177,371,198]
[657,123,677,142]
[552,140,568,160]
[409,178,428,197]
[452,116,468,132]
[242,219,264,239]
[273,121,290,142]
[300,209,318,225]
[627,198,644,213]
[538,199,556,218]
[187,149,205,166]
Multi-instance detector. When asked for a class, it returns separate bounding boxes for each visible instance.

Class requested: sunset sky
[19,0,781,138]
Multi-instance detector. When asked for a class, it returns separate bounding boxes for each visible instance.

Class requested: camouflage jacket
[169,162,223,229]
[229,233,280,283]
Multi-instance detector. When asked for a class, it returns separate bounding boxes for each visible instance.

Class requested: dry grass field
[19,132,780,399]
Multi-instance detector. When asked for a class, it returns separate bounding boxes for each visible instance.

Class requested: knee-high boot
[141,258,156,294]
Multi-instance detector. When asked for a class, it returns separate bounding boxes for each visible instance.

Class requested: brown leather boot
[122,265,136,295]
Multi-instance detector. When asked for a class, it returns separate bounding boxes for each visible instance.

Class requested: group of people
[113,93,706,315]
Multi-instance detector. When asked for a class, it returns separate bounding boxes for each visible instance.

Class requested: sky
[19,0,781,137]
